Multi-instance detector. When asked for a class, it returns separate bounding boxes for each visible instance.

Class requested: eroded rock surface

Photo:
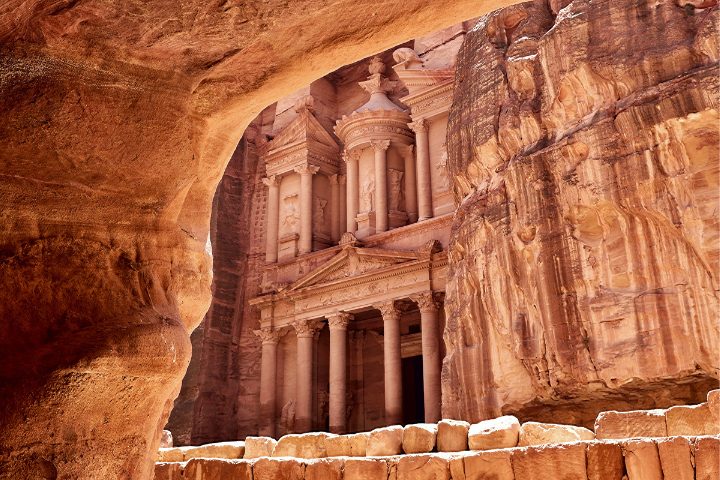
[444,0,719,426]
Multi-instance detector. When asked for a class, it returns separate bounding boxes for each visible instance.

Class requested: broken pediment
[267,108,340,154]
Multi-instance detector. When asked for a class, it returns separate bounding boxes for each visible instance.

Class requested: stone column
[254,327,284,437]
[327,312,352,434]
[293,319,322,433]
[401,145,418,222]
[410,119,433,220]
[345,150,359,233]
[295,165,319,254]
[330,174,341,243]
[376,300,402,425]
[412,292,442,422]
[339,175,347,236]
[262,175,280,263]
[372,140,390,232]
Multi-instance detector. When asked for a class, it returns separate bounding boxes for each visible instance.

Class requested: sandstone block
[666,403,720,436]
[656,436,693,480]
[595,409,667,439]
[160,430,173,448]
[244,436,278,458]
[468,415,520,450]
[183,458,252,480]
[623,439,663,480]
[518,421,594,446]
[437,419,470,452]
[693,436,720,480]
[512,442,587,479]
[157,447,185,462]
[253,457,305,480]
[402,423,437,454]
[325,432,369,457]
[449,450,514,480]
[707,389,719,418]
[153,462,183,480]
[397,454,450,480]
[273,432,331,458]
[183,441,245,460]
[305,458,344,480]
[586,441,625,480]
[345,458,389,480]
[366,425,403,456]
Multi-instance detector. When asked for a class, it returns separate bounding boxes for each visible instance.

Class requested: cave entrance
[402,355,425,425]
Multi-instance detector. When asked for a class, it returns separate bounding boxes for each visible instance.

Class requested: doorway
[401,355,424,425]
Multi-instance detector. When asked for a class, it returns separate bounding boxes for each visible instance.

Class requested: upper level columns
[401,145,418,223]
[376,300,402,425]
[327,312,352,434]
[293,319,323,433]
[410,119,433,221]
[254,327,285,437]
[329,174,343,243]
[295,165,319,255]
[412,291,442,422]
[263,175,280,263]
[345,150,360,234]
[372,140,390,233]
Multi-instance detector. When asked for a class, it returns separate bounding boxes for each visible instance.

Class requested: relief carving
[281,194,300,234]
[388,168,404,211]
[360,175,375,213]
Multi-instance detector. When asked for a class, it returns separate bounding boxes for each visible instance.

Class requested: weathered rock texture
[444,0,720,426]
[0,0,518,478]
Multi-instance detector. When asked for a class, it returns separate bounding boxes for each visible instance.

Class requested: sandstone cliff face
[444,0,719,426]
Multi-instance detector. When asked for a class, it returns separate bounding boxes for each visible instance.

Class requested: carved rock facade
[443,0,719,426]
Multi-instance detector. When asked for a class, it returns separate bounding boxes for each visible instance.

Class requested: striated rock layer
[0,0,519,478]
[444,0,719,427]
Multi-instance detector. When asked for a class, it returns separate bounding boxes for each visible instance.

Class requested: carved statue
[436,143,449,187]
[317,390,330,428]
[282,195,300,233]
[360,176,375,212]
[280,399,296,434]
[314,196,328,226]
[388,168,404,211]
[392,47,423,69]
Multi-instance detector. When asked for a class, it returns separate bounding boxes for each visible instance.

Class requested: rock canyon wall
[443,0,719,426]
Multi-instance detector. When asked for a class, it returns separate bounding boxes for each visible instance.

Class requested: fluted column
[327,312,352,433]
[376,300,402,425]
[372,140,390,232]
[262,175,280,263]
[401,145,418,222]
[293,319,323,433]
[345,150,359,233]
[412,292,442,422]
[330,174,341,243]
[295,165,319,254]
[254,327,285,437]
[410,119,433,220]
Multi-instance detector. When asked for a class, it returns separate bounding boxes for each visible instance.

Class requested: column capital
[343,149,361,163]
[371,139,391,152]
[327,312,353,329]
[399,144,414,158]
[254,326,286,345]
[375,300,400,322]
[329,173,346,185]
[293,319,324,338]
[409,118,427,133]
[294,164,320,176]
[262,175,278,187]
[411,291,440,313]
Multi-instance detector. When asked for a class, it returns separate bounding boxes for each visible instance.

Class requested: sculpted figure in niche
[282,195,300,234]
[280,399,296,434]
[436,143,450,188]
[360,176,375,212]
[314,196,328,230]
[388,168,404,211]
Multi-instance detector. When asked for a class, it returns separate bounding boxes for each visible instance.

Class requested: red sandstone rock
[693,436,720,480]
[273,432,332,458]
[182,441,245,460]
[345,458,390,480]
[586,441,625,480]
[448,450,514,480]
[367,426,404,456]
[253,457,305,480]
[656,437,694,480]
[437,419,470,452]
[666,403,720,436]
[468,415,520,450]
[153,462,184,480]
[325,432,370,457]
[397,454,450,480]
[183,458,252,480]
[518,421,594,446]
[512,442,587,479]
[402,424,438,454]
[305,458,344,480]
[244,436,278,459]
[623,439,663,480]
[595,410,668,439]
[160,430,174,449]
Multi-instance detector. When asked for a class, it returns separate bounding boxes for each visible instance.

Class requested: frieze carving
[327,312,352,329]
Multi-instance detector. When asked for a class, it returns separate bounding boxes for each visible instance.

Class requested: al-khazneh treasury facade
[245,26,469,438]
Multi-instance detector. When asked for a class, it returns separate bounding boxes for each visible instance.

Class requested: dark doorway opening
[401,355,424,425]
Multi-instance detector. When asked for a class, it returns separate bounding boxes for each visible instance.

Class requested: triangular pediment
[289,246,422,291]
[267,109,339,153]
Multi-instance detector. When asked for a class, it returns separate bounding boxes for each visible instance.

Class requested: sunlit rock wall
[443,0,719,427]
